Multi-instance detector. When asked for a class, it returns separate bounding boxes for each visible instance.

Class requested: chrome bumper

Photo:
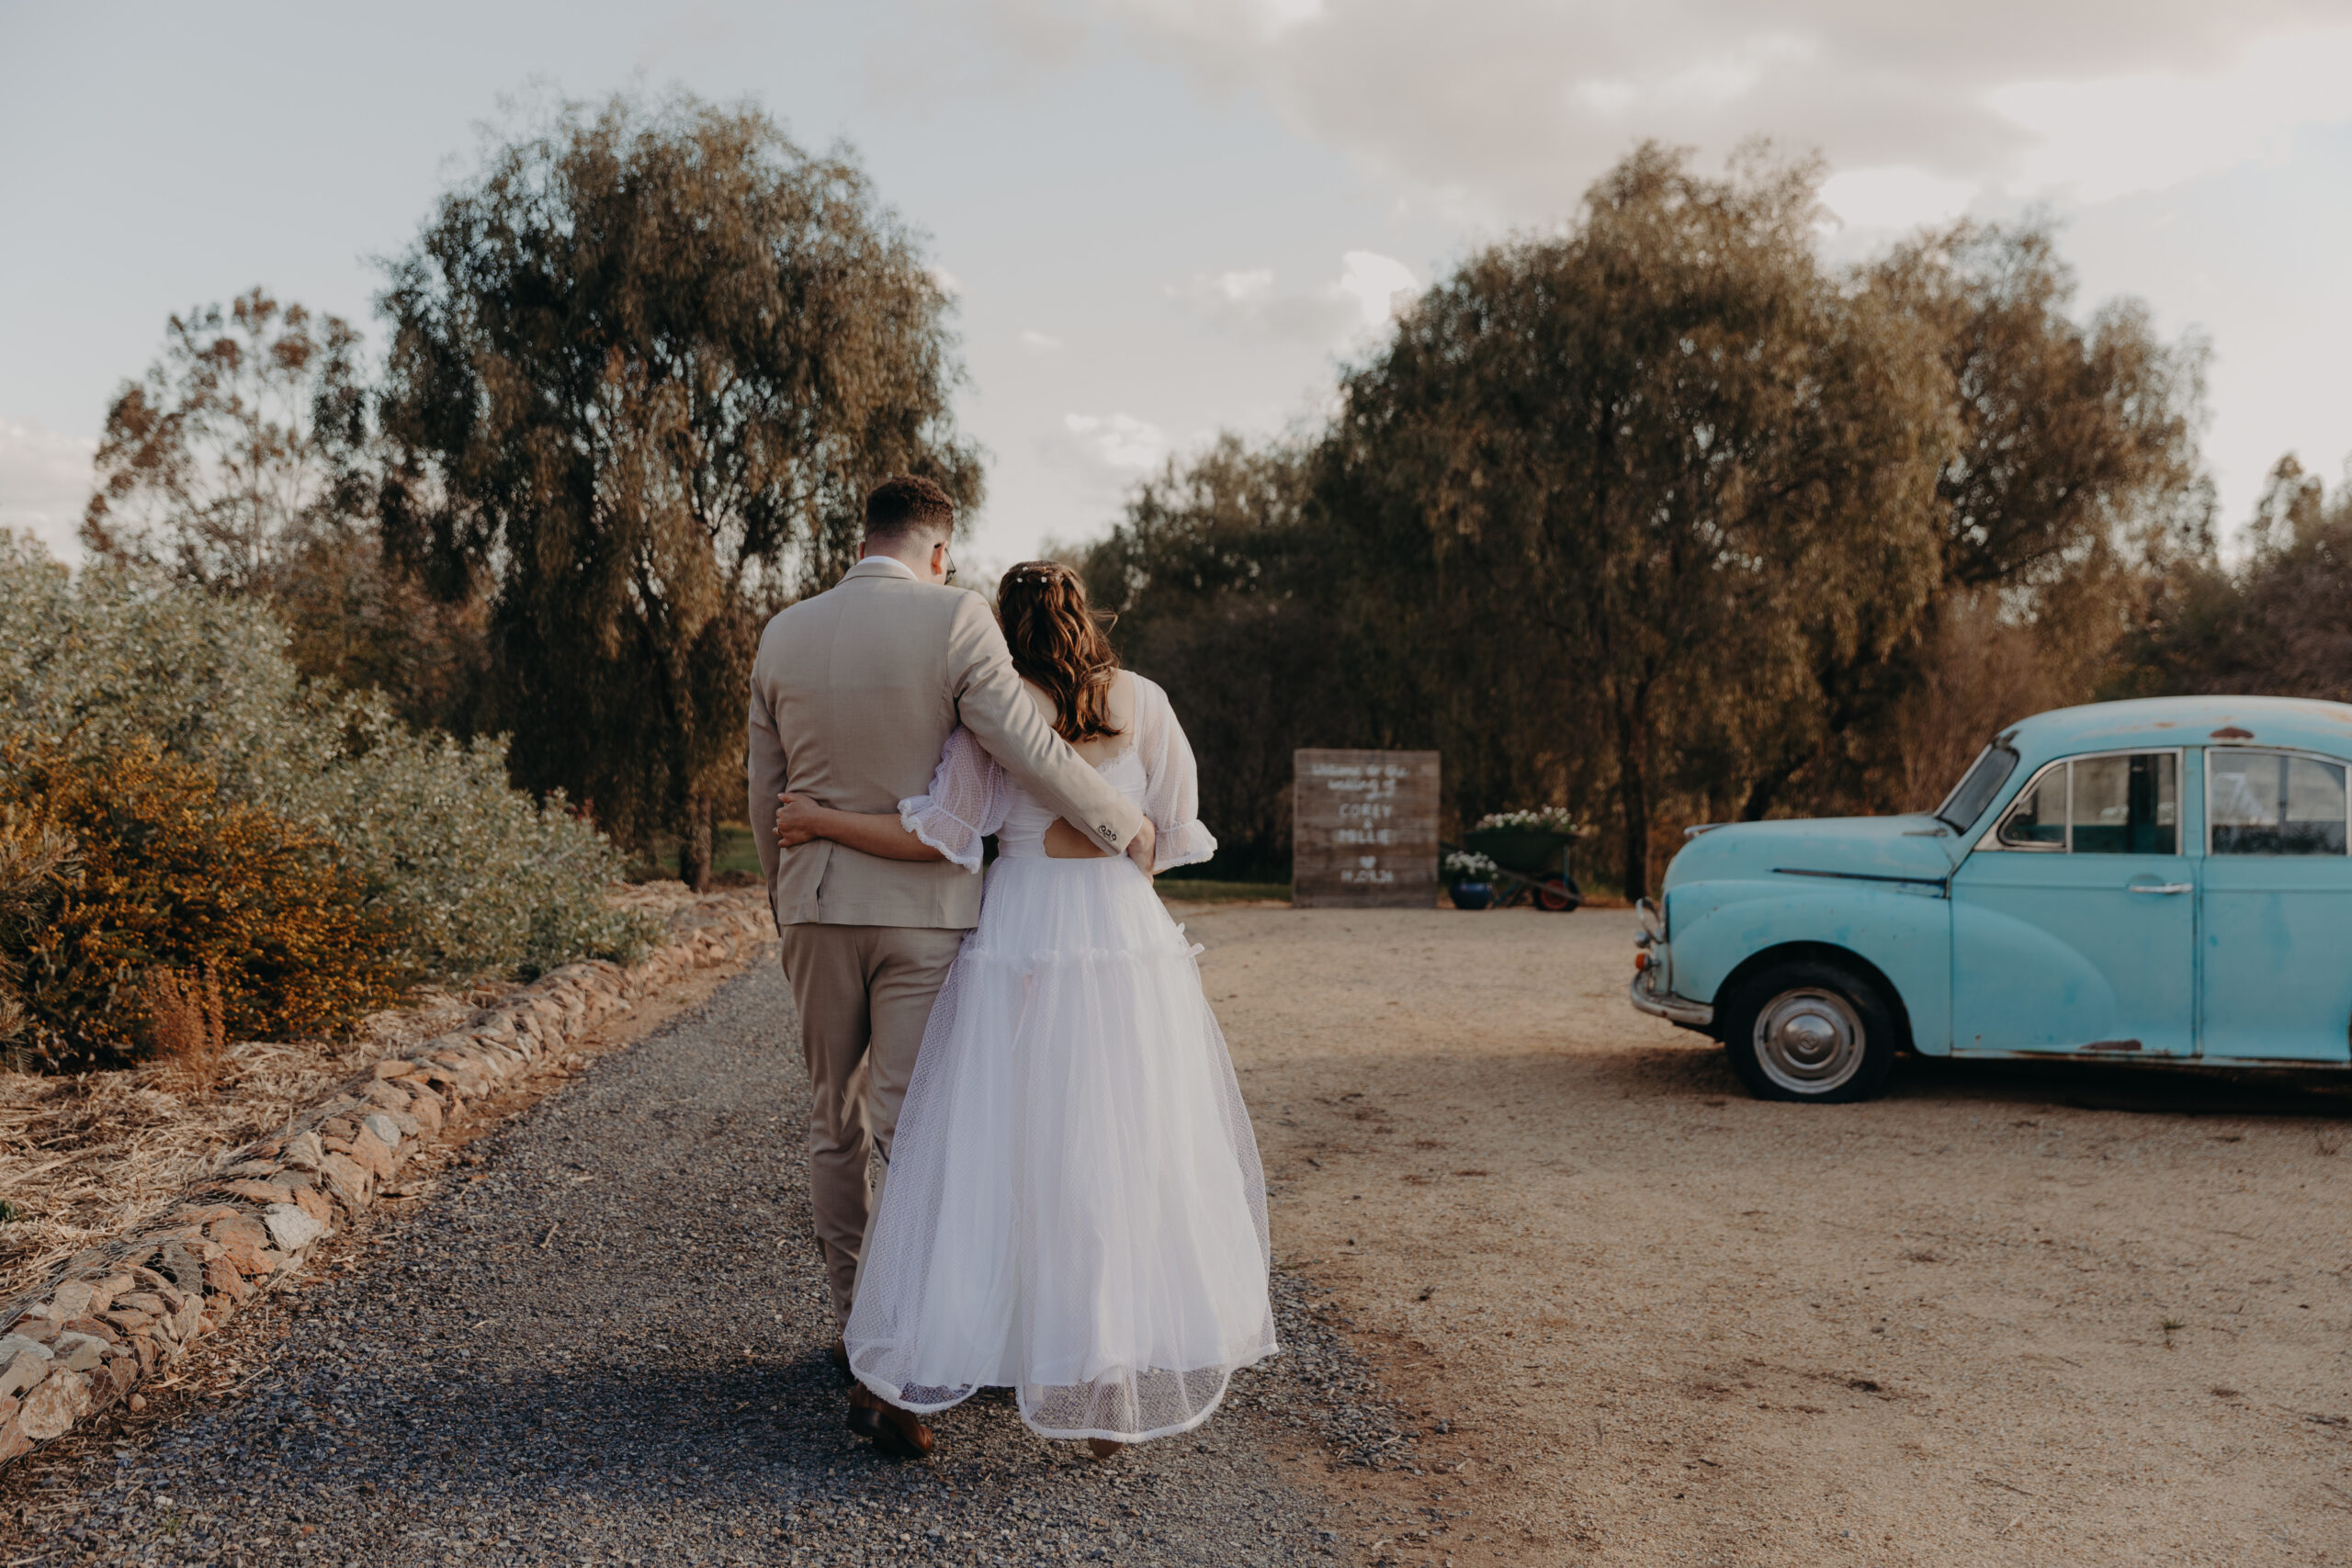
[1629,970,1714,1028]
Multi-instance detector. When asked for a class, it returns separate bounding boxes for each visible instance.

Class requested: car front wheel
[1720,960,1897,1102]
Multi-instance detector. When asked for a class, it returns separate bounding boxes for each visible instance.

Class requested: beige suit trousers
[779,921,966,1325]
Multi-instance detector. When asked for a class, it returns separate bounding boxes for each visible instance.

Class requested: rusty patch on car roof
[2211,727,2255,739]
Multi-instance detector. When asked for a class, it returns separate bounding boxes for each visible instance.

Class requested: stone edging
[0,891,774,1470]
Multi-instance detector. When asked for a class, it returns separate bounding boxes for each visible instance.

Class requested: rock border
[0,890,773,1469]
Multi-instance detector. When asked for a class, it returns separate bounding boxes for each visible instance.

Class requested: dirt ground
[1174,901,2352,1568]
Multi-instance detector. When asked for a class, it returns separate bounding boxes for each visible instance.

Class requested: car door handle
[2126,882,2193,895]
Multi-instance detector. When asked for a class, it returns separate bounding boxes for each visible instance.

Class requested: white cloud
[1172,251,1419,344]
[1182,268,1275,310]
[1056,412,1166,468]
[1039,411,1171,499]
[1990,26,2352,204]
[635,1,740,69]
[0,418,95,563]
[1818,166,1983,233]
[986,2,2352,222]
[1018,328,1066,354]
[1333,250,1419,332]
[932,1,2352,549]
[1570,79,1639,119]
[1171,265,1348,343]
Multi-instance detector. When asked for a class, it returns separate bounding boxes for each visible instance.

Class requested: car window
[1996,766,2066,848]
[2209,750,2349,855]
[1995,752,2177,852]
[2070,753,2177,854]
[1935,745,2018,831]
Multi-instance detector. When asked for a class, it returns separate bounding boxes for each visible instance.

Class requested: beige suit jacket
[747,557,1148,930]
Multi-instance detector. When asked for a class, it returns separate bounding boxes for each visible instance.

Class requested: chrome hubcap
[1753,987,1864,1094]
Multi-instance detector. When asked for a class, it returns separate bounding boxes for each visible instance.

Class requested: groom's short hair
[865,475,956,544]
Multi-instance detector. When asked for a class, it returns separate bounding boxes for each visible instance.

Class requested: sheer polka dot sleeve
[898,727,1009,873]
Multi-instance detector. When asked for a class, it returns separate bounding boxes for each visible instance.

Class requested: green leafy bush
[0,532,657,1016]
[299,707,657,978]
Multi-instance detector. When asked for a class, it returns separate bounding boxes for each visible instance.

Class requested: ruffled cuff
[899,795,985,873]
[1152,820,1218,875]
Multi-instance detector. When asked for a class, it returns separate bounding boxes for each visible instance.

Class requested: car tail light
[1634,951,1651,972]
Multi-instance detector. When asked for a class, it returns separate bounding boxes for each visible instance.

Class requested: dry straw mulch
[0,881,708,1304]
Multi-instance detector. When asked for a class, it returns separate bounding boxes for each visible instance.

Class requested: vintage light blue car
[1629,696,2352,1101]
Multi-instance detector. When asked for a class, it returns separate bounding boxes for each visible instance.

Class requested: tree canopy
[376,92,982,884]
[61,119,2264,906]
[1088,146,2218,898]
[1318,144,1952,897]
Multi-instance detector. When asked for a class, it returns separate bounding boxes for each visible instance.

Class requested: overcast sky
[5,0,2350,574]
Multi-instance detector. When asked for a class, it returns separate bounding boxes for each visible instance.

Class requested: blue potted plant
[1443,850,1498,910]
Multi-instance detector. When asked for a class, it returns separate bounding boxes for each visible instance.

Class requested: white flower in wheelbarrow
[1473,807,1578,834]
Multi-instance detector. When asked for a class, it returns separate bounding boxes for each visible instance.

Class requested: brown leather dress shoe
[829,1337,851,1382]
[847,1383,934,1460]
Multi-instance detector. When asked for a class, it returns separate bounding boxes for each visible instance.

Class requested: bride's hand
[774,793,832,848]
[1125,816,1157,873]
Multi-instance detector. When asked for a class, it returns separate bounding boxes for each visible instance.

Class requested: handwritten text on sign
[1292,749,1440,908]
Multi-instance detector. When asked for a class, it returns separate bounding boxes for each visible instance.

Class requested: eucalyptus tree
[82,288,370,595]
[376,92,981,886]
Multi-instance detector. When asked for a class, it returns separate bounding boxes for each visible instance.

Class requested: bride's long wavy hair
[997,560,1124,744]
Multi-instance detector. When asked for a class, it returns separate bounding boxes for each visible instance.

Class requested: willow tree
[377,93,982,886]
[1324,143,1950,898]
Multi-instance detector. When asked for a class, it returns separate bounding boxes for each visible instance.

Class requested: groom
[746,475,1153,1458]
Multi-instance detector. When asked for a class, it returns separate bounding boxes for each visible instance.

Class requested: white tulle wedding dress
[842,673,1276,1444]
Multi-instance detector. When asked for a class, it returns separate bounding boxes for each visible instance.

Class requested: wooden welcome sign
[1291,749,1441,908]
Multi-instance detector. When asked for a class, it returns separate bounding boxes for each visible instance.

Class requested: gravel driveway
[0,956,1388,1567]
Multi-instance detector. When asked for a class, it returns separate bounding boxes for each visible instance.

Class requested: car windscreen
[1934,744,2019,832]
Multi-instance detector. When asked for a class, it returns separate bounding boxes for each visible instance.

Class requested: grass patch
[635,822,763,884]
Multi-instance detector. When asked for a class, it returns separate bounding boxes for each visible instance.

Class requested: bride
[770,559,1275,1459]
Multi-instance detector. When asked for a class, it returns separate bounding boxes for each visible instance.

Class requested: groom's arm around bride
[744,512,1151,931]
